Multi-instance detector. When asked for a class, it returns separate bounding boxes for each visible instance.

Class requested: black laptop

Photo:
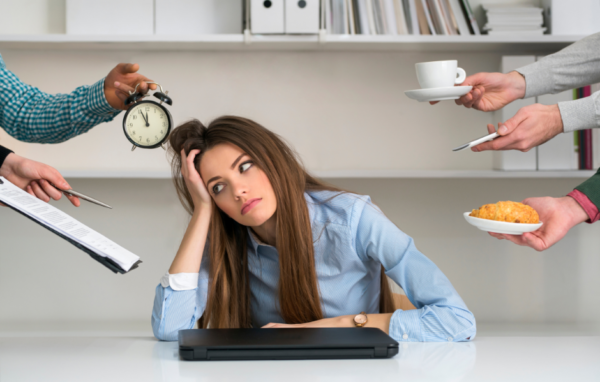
[178,327,399,361]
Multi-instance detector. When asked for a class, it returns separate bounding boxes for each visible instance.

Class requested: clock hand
[140,111,149,127]
[145,111,150,127]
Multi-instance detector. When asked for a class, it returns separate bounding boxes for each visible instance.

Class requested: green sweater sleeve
[575,168,600,209]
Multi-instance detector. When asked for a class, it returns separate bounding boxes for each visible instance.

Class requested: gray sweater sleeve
[515,32,600,132]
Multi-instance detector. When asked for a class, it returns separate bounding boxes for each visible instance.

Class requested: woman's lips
[241,198,262,215]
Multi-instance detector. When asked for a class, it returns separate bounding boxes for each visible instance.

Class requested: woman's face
[200,142,277,227]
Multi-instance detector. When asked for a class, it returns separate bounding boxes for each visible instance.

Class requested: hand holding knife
[452,132,499,152]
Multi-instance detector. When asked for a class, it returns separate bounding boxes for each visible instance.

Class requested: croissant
[470,201,539,224]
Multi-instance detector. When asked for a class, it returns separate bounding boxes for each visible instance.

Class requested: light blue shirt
[0,53,119,143]
[152,191,476,342]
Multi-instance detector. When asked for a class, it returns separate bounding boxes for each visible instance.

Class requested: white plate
[463,212,543,235]
[405,86,472,102]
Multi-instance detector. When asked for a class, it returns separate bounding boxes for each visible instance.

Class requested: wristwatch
[353,311,368,327]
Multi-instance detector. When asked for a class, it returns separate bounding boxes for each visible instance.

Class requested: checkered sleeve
[0,55,121,143]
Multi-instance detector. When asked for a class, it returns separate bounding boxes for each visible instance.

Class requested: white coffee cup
[415,60,467,89]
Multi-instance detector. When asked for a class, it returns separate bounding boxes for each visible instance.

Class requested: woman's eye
[240,162,253,172]
[212,184,224,194]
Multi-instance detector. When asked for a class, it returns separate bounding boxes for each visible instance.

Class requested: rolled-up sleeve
[152,246,210,341]
[352,198,476,342]
[0,53,120,143]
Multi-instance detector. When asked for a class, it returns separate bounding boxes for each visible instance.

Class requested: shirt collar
[246,192,316,253]
[247,227,268,253]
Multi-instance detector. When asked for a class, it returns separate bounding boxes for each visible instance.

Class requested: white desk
[0,334,598,382]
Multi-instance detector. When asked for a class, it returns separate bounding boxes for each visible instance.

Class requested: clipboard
[0,178,141,274]
[3,201,141,273]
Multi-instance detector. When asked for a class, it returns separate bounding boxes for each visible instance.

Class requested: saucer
[463,212,543,235]
[405,86,472,102]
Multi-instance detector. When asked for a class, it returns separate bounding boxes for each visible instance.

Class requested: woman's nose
[231,181,248,199]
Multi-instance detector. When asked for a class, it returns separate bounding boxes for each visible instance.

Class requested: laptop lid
[179,328,399,361]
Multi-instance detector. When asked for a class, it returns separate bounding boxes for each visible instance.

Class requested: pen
[49,182,112,209]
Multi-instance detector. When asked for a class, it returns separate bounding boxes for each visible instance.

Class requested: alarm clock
[123,82,173,151]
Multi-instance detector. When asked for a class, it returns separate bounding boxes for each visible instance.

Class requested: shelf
[0,34,586,53]
[312,170,598,178]
[60,170,597,179]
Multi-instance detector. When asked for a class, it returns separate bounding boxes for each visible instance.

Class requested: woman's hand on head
[181,149,212,211]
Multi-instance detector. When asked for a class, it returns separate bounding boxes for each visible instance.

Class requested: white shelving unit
[0,34,586,53]
[60,170,597,179]
[2,32,593,180]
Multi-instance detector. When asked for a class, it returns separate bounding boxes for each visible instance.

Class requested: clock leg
[131,145,137,152]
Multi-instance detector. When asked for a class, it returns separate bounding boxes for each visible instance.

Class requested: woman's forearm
[335,313,393,334]
[262,313,393,334]
[168,207,212,274]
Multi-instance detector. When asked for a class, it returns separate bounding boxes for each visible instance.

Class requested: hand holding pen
[0,153,80,207]
[0,153,111,208]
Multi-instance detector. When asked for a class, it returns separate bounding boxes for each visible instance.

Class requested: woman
[152,116,475,342]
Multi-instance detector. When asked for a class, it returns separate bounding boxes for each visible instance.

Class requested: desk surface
[1,335,599,382]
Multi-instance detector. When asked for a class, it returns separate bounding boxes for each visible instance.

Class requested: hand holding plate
[488,196,589,251]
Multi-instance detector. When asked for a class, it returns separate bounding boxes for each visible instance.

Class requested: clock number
[155,136,159,140]
[159,114,163,119]
[129,123,133,127]
[133,115,137,120]
[145,107,150,111]
[146,138,150,143]
[153,108,156,113]
[160,130,164,134]
[162,122,166,127]
[132,130,136,135]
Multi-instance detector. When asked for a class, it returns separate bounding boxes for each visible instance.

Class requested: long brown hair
[168,116,394,328]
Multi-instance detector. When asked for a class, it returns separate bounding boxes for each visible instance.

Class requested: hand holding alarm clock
[123,82,173,151]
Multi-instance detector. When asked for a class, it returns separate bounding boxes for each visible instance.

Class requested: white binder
[493,56,538,171]
[155,0,242,35]
[0,0,61,34]
[66,0,154,35]
[542,0,600,35]
[251,0,285,34]
[285,0,320,34]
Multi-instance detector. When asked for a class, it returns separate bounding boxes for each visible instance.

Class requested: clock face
[123,101,171,148]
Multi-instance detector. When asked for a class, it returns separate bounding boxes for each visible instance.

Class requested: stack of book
[574,85,600,170]
[325,0,480,35]
[482,4,546,36]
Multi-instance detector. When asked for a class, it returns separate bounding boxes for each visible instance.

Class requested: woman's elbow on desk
[440,306,477,342]
[390,305,476,342]
[151,284,199,341]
